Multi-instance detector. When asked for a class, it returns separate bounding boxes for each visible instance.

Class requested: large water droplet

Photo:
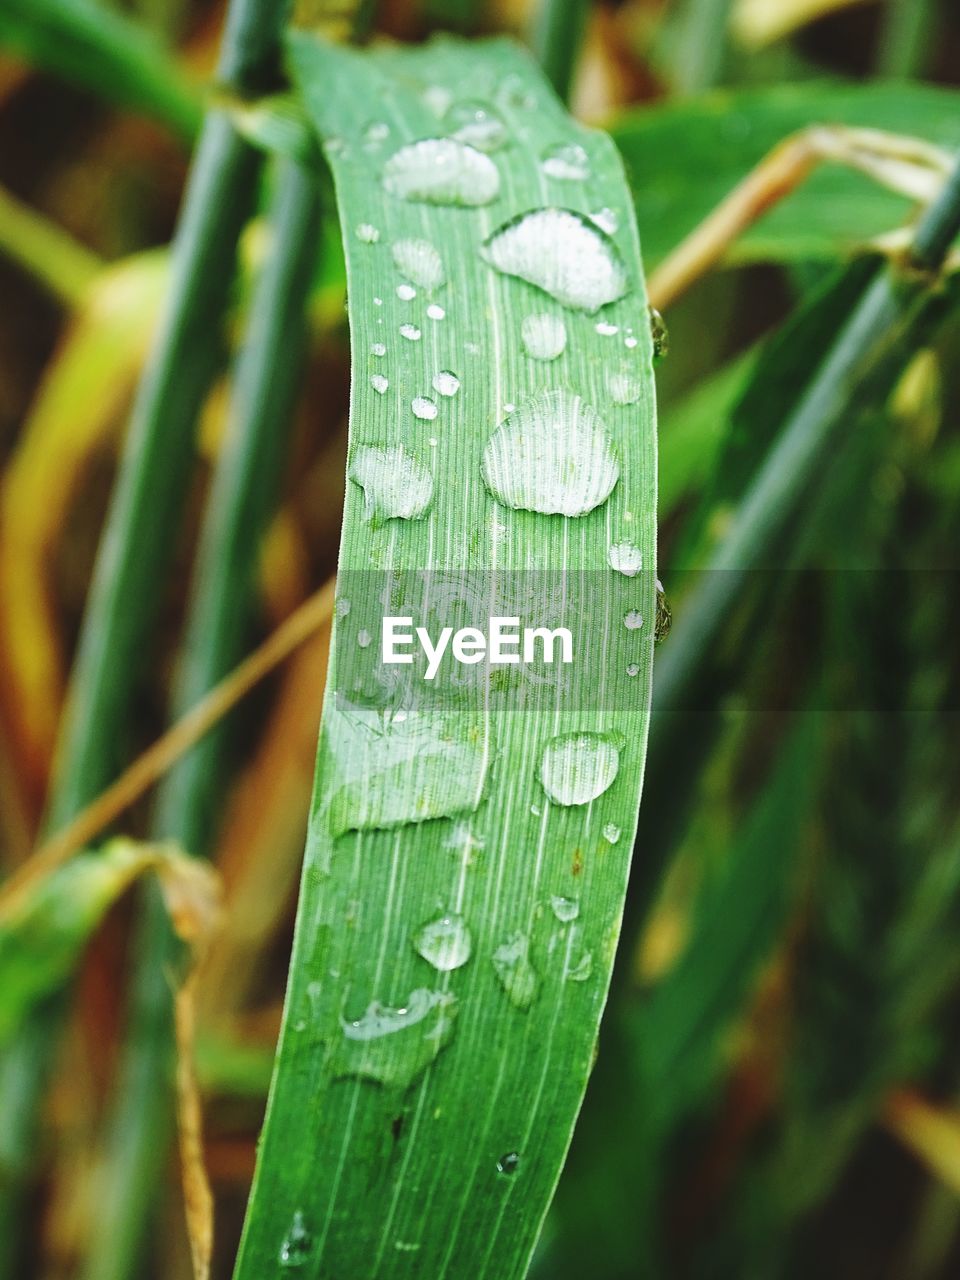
[540,732,620,807]
[335,988,458,1088]
[492,932,539,1009]
[432,370,460,397]
[481,389,619,518]
[392,238,445,290]
[383,138,500,206]
[520,312,567,361]
[396,283,417,301]
[607,368,642,405]
[279,1210,312,1268]
[541,142,590,181]
[370,373,389,395]
[400,322,422,341]
[412,396,438,421]
[608,540,643,576]
[445,99,508,152]
[603,822,622,844]
[566,951,593,982]
[324,701,488,837]
[481,208,628,313]
[414,913,472,971]
[427,303,446,320]
[349,444,433,523]
[624,610,644,630]
[550,895,580,923]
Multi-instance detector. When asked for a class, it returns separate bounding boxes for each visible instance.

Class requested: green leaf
[234,34,657,1279]
[612,81,960,267]
[0,0,202,141]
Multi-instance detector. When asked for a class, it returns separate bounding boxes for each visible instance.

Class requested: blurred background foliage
[2,0,960,1277]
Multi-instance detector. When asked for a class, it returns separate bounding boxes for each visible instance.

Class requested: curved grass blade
[234,34,657,1279]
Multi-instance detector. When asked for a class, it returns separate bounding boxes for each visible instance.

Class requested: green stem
[877,0,937,79]
[672,0,734,95]
[652,151,960,744]
[0,0,291,1271]
[82,158,321,1280]
[531,0,589,103]
[0,184,103,307]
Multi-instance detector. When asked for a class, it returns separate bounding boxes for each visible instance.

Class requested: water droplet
[481,208,628,313]
[492,932,539,1009]
[349,444,432,523]
[624,610,644,630]
[432,370,460,397]
[413,913,472,971]
[445,99,508,152]
[608,540,643,576]
[363,120,390,147]
[356,223,381,244]
[396,283,417,301]
[540,732,620,807]
[550,895,579,923]
[357,628,372,649]
[603,822,621,844]
[655,579,672,644]
[607,368,642,405]
[590,206,619,235]
[383,138,500,206]
[423,85,453,116]
[497,1151,520,1175]
[370,373,389,395]
[374,295,384,306]
[412,396,438,421]
[541,142,590,181]
[400,322,422,341]
[336,988,458,1088]
[335,597,351,618]
[626,662,640,677]
[481,389,619,518]
[624,334,638,349]
[427,303,446,320]
[371,341,386,357]
[392,238,445,290]
[520,312,567,361]
[595,321,619,337]
[279,1210,312,1268]
[649,306,669,360]
[566,951,593,982]
[499,73,537,111]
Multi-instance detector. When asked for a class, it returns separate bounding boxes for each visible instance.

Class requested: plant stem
[531,0,590,103]
[0,184,104,307]
[0,0,291,1270]
[672,0,734,96]
[82,156,321,1280]
[652,151,960,742]
[877,0,937,79]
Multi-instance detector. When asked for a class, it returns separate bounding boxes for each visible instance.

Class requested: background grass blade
[234,33,657,1279]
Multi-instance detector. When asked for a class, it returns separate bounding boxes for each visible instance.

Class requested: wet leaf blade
[234,34,657,1279]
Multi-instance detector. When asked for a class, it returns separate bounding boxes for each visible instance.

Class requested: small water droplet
[370,373,389,395]
[497,1151,520,1175]
[624,335,638,349]
[423,85,453,116]
[445,99,508,152]
[432,370,460,397]
[607,368,642,405]
[566,951,593,982]
[371,341,386,357]
[357,628,372,648]
[595,321,619,337]
[335,597,351,618]
[279,1210,312,1268]
[412,396,438,421]
[481,389,619,518]
[492,932,539,1009]
[427,303,446,320]
[350,444,433,523]
[400,322,422,341]
[626,662,640,677]
[541,142,590,181]
[396,283,417,301]
[499,73,537,111]
[649,306,669,360]
[655,579,672,644]
[481,208,628,313]
[608,540,643,576]
[356,222,381,244]
[392,238,445,290]
[336,988,458,1088]
[363,120,390,148]
[550,895,579,923]
[383,138,500,206]
[603,822,621,844]
[414,913,472,971]
[624,610,644,630]
[374,295,384,306]
[540,732,620,807]
[520,312,567,361]
[590,206,619,235]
